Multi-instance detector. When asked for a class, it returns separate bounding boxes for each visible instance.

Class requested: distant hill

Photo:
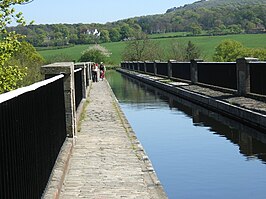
[166,0,266,13]
[135,0,266,34]
[9,0,266,48]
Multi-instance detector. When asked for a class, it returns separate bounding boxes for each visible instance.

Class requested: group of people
[91,62,106,82]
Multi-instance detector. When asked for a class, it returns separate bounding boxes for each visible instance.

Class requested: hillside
[39,34,266,65]
[9,0,266,47]
[136,0,266,34]
[166,0,266,13]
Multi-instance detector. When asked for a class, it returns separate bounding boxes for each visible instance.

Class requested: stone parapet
[41,62,76,138]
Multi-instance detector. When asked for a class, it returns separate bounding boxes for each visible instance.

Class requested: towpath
[59,80,167,199]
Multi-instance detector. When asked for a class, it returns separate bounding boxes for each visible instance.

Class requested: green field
[39,44,89,62]
[148,32,189,39]
[38,33,266,65]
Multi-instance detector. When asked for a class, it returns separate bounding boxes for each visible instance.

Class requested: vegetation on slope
[38,33,266,65]
[8,0,266,48]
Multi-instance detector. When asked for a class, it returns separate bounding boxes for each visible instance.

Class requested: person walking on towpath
[99,62,106,80]
[91,63,98,82]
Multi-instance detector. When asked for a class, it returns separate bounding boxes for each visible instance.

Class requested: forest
[8,0,266,47]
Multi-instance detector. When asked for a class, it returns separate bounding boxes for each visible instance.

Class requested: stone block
[41,62,74,75]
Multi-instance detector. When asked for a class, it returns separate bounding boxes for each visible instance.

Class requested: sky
[15,0,196,25]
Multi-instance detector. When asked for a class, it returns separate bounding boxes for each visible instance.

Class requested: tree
[169,41,186,61]
[79,45,110,63]
[213,39,245,62]
[227,25,243,34]
[168,40,201,61]
[100,30,110,43]
[0,0,33,93]
[214,39,266,62]
[109,28,121,42]
[185,41,201,61]
[189,23,202,35]
[120,24,133,40]
[122,32,163,61]
[7,41,44,86]
[250,48,266,61]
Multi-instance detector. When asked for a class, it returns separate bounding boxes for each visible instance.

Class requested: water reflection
[106,70,266,199]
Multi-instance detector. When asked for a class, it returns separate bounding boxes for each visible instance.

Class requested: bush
[122,32,164,61]
[79,49,106,63]
[79,45,110,63]
[6,41,45,87]
[0,66,26,93]
[213,39,245,62]
[213,39,266,62]
[168,40,201,61]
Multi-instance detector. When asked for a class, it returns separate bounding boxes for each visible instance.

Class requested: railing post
[75,63,87,99]
[190,59,203,84]
[41,62,76,138]
[144,61,147,73]
[154,60,159,76]
[133,61,137,71]
[86,62,92,81]
[132,61,135,71]
[137,61,140,71]
[236,57,258,96]
[168,60,174,79]
[129,61,132,70]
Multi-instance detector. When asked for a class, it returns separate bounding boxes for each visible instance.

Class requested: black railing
[146,62,154,74]
[250,62,266,95]
[197,62,237,90]
[172,62,191,81]
[133,62,138,71]
[129,62,133,70]
[121,60,266,96]
[0,75,66,198]
[74,68,83,110]
[86,63,91,86]
[139,62,145,72]
[156,62,168,77]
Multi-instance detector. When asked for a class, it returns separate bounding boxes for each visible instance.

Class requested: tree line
[8,21,142,47]
[8,0,266,47]
[137,3,266,35]
[2,0,266,94]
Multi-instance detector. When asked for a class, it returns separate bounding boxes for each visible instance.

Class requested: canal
[106,70,266,199]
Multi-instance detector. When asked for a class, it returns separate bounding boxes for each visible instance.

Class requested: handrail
[74,68,82,73]
[0,74,64,104]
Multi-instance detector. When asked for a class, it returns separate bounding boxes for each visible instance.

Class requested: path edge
[42,138,74,199]
[106,79,168,199]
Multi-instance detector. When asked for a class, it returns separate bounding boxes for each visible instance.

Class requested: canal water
[106,70,266,199]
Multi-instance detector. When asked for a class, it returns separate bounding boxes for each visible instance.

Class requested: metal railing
[74,68,83,110]
[197,62,237,90]
[172,62,191,81]
[250,62,266,95]
[121,59,266,97]
[0,75,67,198]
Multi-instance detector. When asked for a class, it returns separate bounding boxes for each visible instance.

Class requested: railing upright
[74,62,87,108]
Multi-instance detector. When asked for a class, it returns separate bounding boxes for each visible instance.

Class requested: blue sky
[16,0,196,25]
